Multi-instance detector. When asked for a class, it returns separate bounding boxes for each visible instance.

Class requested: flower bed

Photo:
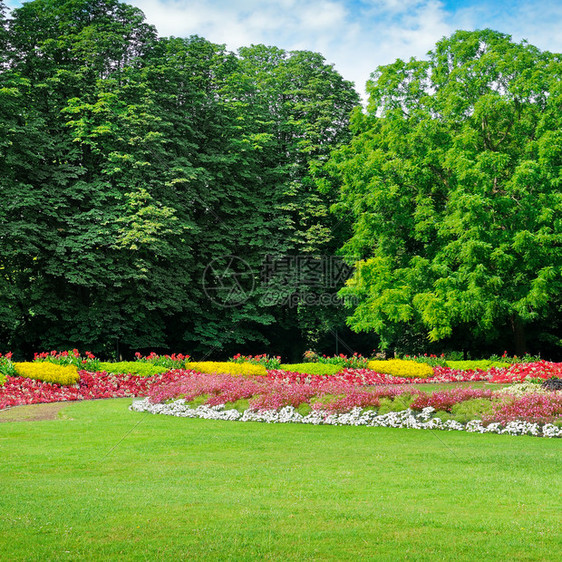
[134,370,562,437]
[265,366,492,385]
[367,359,434,378]
[13,362,80,385]
[130,401,562,438]
[0,370,190,410]
[2,354,562,440]
[489,361,562,383]
[189,361,267,376]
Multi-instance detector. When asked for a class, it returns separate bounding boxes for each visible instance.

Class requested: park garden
[1,0,562,559]
[1,349,562,437]
[1,349,561,559]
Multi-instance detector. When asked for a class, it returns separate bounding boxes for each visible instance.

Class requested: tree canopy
[0,0,360,358]
[325,30,562,356]
[3,2,561,359]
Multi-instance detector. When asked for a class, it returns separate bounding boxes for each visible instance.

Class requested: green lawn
[409,381,511,392]
[1,398,560,561]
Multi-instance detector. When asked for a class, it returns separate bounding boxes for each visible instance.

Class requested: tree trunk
[511,316,527,356]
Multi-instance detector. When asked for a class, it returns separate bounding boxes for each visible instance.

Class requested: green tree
[0,0,164,354]
[325,30,562,356]
[227,45,360,355]
[0,0,360,357]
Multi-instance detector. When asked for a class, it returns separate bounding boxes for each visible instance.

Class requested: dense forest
[1,0,561,359]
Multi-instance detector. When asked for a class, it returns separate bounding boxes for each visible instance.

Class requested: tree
[226,45,360,355]
[324,30,562,356]
[0,0,360,357]
[0,0,164,354]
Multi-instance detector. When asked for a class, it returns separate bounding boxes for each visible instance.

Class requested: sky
[6,0,562,99]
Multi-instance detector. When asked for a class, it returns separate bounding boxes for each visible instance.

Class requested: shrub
[374,394,419,414]
[446,360,510,371]
[0,353,16,384]
[304,352,369,369]
[134,352,190,369]
[33,349,100,371]
[367,359,434,378]
[14,362,79,385]
[188,362,267,376]
[542,378,562,391]
[450,398,498,423]
[97,362,168,377]
[229,354,282,369]
[280,363,343,376]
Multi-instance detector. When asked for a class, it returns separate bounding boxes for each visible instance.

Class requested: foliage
[13,362,79,385]
[229,354,282,369]
[367,359,434,378]
[446,360,510,371]
[134,352,190,369]
[33,349,100,371]
[0,0,359,358]
[188,362,267,377]
[324,29,562,357]
[0,352,15,381]
[97,361,168,377]
[279,363,343,376]
[488,352,542,364]
[303,351,370,369]
[405,354,448,367]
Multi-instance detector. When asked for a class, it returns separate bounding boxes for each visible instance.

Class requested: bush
[367,359,433,378]
[377,394,418,414]
[280,363,343,376]
[446,360,510,371]
[229,354,282,369]
[134,352,190,369]
[97,362,168,377]
[542,378,562,391]
[33,349,100,371]
[188,362,267,376]
[0,353,16,384]
[450,398,497,423]
[302,352,369,369]
[14,362,80,385]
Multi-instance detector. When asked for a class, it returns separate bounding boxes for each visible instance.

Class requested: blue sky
[6,0,562,98]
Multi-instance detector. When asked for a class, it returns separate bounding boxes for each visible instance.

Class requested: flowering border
[130,399,562,438]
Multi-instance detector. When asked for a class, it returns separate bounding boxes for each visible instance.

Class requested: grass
[409,381,511,392]
[0,398,560,561]
[280,363,343,375]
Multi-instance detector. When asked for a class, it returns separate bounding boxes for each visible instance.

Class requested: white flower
[129,399,561,438]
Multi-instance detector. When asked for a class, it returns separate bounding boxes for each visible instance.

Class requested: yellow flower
[367,359,433,379]
[14,362,80,385]
[189,362,267,376]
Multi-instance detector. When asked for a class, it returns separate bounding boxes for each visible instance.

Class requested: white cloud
[131,0,452,100]
[7,0,562,101]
